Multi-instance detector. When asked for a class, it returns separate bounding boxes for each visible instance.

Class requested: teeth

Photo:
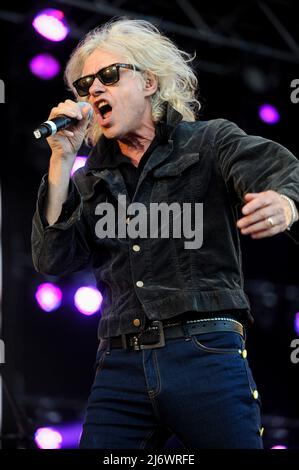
[98,101,109,109]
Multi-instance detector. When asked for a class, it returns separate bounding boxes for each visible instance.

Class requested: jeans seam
[240,356,263,441]
[146,396,176,446]
[138,429,156,450]
[150,350,162,398]
[94,350,108,375]
[142,350,161,398]
[242,357,262,407]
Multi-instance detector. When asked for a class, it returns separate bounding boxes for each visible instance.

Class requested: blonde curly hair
[64,17,201,145]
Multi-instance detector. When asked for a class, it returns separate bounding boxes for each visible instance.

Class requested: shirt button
[132,244,141,252]
[133,318,141,327]
[136,281,144,287]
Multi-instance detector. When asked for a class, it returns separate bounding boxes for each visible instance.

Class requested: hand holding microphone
[34,100,93,159]
[33,101,93,139]
[36,100,93,226]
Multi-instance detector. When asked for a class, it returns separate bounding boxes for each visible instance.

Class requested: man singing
[31,18,299,449]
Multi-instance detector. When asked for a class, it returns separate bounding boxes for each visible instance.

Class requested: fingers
[48,99,90,121]
[243,193,259,201]
[239,206,272,225]
[241,191,273,215]
[250,228,277,239]
[237,215,283,235]
[62,130,74,137]
[237,190,287,238]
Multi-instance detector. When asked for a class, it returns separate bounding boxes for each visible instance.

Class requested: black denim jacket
[31,105,299,338]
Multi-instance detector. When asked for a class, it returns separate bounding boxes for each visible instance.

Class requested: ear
[143,71,158,97]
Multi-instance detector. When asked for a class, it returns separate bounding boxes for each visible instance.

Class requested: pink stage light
[34,427,63,449]
[259,104,280,125]
[271,445,287,449]
[29,53,60,80]
[294,312,299,336]
[35,283,62,312]
[32,9,69,42]
[71,156,87,176]
[74,286,103,316]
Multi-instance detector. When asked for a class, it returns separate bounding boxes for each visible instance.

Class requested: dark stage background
[0,0,299,450]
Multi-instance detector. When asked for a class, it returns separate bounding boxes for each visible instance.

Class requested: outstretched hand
[236,190,292,239]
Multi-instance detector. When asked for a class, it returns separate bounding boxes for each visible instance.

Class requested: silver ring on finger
[267,217,275,227]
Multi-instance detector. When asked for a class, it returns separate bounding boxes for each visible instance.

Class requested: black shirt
[94,121,169,201]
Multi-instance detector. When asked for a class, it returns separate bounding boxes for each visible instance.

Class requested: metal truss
[51,0,299,64]
[0,0,298,73]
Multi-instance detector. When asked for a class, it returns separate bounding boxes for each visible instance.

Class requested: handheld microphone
[33,102,92,139]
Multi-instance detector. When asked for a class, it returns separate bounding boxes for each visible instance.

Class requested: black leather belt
[99,317,244,352]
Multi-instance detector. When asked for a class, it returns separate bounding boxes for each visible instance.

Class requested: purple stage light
[35,427,63,449]
[294,312,299,336]
[35,422,83,449]
[271,445,287,449]
[32,9,69,42]
[29,53,60,80]
[71,156,87,176]
[259,104,280,125]
[74,286,103,316]
[35,283,62,312]
[55,422,82,449]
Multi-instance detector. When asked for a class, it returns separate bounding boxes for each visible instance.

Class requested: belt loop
[182,320,192,341]
[121,334,128,350]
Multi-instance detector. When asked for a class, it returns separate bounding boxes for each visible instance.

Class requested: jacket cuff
[35,173,83,231]
[280,194,299,244]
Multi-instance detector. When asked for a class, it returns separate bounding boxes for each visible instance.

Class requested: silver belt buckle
[133,321,166,351]
[140,321,166,350]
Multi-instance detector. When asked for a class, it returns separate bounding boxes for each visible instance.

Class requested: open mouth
[98,103,112,120]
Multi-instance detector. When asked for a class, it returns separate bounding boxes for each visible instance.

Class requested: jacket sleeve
[213,118,299,244]
[31,172,92,276]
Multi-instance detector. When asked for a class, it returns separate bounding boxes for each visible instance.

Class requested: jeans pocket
[190,331,245,354]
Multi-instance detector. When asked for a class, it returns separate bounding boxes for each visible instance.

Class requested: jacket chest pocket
[151,152,211,204]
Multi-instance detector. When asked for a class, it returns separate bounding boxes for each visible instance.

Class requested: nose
[88,77,106,97]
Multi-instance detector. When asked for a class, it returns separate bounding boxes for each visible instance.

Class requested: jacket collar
[85,102,183,173]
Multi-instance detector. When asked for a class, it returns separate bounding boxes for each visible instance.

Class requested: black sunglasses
[73,63,142,97]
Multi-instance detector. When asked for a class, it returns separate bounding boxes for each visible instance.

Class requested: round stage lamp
[32,9,69,42]
[74,286,102,316]
[35,283,62,312]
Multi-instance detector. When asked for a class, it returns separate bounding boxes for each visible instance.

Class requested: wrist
[50,151,76,163]
[49,153,75,173]
[279,194,299,230]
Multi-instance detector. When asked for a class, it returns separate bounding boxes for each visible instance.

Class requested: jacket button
[132,244,141,252]
[252,390,259,400]
[136,281,144,287]
[133,318,141,327]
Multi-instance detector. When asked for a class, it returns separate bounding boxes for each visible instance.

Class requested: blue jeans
[79,330,263,449]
